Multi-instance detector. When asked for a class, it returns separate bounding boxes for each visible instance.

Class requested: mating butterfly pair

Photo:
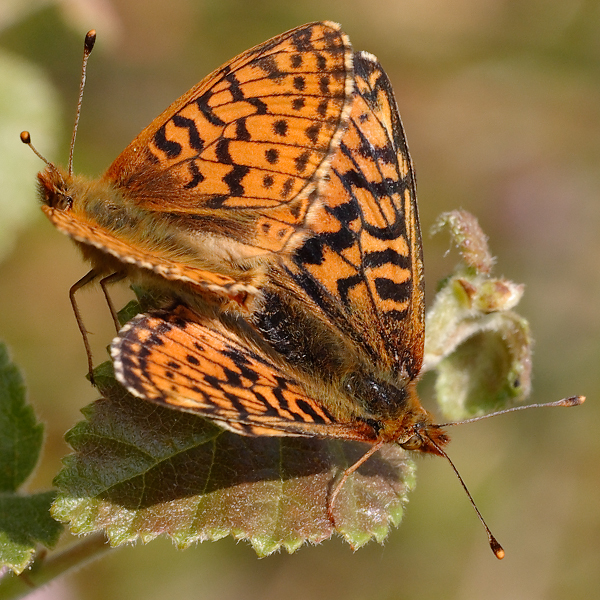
[35,22,433,455]
[26,21,582,558]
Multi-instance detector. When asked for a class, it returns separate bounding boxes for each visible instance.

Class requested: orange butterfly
[113,51,416,438]
[23,22,354,374]
[114,51,426,443]
[110,51,475,552]
[112,50,584,557]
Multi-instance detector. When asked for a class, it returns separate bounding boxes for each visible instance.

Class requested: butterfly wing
[112,304,371,440]
[259,51,424,381]
[42,204,257,298]
[111,51,426,441]
[105,21,354,255]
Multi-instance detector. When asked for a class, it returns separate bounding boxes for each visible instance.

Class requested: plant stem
[0,532,111,599]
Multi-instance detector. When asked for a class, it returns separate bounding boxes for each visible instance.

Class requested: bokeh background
[1,0,599,598]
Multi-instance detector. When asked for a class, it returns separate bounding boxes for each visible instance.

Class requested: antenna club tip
[562,395,585,407]
[84,30,97,52]
[20,131,31,144]
[490,539,505,560]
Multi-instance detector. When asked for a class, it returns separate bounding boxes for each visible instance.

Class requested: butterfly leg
[99,272,126,332]
[327,439,386,523]
[69,268,101,384]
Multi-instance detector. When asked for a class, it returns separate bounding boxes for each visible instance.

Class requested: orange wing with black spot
[111,52,426,439]
[112,304,370,440]
[105,21,354,254]
[259,51,424,380]
[37,22,354,305]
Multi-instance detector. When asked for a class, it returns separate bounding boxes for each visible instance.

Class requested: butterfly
[110,49,481,544]
[24,22,354,374]
[114,50,426,442]
[97,30,585,558]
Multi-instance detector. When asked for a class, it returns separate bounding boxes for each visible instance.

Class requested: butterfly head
[22,30,96,215]
[20,131,75,211]
[399,419,450,456]
[37,165,73,211]
[354,375,451,455]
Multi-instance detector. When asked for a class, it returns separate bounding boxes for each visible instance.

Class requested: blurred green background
[1,0,598,598]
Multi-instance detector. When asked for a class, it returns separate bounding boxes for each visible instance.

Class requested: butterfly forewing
[105,21,354,254]
[37,22,354,309]
[259,51,424,380]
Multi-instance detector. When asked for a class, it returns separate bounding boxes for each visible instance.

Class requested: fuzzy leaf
[433,312,532,420]
[53,365,415,556]
[424,211,532,420]
[431,210,495,274]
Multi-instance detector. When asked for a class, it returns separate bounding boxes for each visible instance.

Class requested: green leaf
[0,343,43,493]
[0,491,63,575]
[433,312,532,420]
[53,365,415,556]
[0,343,63,574]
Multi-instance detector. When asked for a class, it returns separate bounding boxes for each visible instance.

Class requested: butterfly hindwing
[112,304,368,440]
[42,204,257,297]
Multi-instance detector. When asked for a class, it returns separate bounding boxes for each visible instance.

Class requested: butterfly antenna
[437,395,585,428]
[424,432,505,559]
[68,29,96,176]
[429,394,584,559]
[19,131,51,166]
